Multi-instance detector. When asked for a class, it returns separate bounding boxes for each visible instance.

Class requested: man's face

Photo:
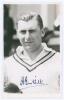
[17,18,43,52]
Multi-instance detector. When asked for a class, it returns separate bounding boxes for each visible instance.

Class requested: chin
[25,46,34,52]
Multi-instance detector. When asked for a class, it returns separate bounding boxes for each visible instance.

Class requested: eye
[20,30,26,34]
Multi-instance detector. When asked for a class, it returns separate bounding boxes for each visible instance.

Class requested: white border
[2,0,62,4]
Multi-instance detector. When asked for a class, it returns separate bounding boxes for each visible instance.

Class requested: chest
[7,60,58,92]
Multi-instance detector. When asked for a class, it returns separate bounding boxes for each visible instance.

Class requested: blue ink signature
[20,76,48,86]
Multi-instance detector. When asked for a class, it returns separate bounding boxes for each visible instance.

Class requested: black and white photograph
[2,3,62,98]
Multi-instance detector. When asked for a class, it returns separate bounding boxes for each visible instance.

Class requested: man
[4,13,60,96]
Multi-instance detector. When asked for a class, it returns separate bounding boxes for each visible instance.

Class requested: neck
[24,44,43,60]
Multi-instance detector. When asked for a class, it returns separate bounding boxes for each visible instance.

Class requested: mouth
[24,41,33,46]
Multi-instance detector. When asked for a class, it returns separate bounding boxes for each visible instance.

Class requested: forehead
[17,18,39,30]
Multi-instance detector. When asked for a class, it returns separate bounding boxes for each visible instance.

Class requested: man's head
[17,13,45,52]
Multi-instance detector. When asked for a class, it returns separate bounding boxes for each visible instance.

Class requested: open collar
[13,43,56,72]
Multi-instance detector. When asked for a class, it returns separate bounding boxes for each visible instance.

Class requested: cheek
[35,33,42,41]
[17,33,24,40]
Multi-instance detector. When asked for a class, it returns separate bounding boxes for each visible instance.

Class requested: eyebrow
[19,29,36,33]
[20,30,26,33]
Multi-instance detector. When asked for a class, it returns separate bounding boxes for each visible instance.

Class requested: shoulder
[51,51,60,62]
[4,55,14,69]
[42,42,60,54]
[54,52,60,58]
[42,43,60,62]
[4,46,23,64]
[4,55,14,63]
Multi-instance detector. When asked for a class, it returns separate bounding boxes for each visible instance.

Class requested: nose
[25,30,30,41]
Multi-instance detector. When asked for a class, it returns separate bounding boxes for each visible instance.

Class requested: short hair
[17,13,43,29]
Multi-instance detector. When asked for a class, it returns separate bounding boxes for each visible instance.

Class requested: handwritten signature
[20,76,48,86]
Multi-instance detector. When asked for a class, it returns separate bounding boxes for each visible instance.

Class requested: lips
[24,41,33,46]
[25,41,33,43]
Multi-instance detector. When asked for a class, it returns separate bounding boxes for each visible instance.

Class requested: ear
[41,29,45,37]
